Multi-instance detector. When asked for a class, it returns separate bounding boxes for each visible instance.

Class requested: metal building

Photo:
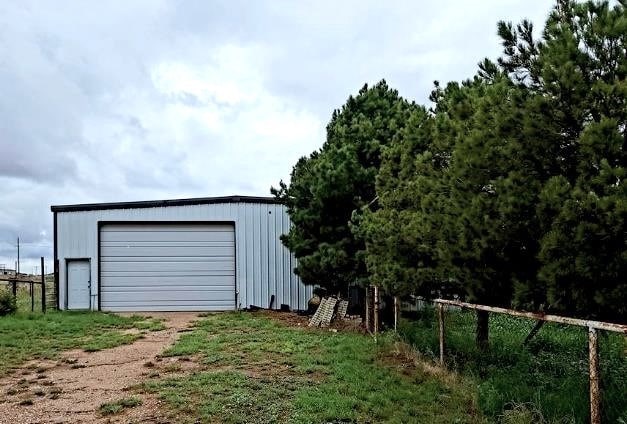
[51,196,311,312]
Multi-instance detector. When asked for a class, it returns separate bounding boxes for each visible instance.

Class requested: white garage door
[99,223,235,311]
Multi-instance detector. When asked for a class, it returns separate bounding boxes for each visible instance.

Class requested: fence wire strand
[397,300,626,423]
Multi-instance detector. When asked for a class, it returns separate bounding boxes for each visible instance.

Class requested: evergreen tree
[444,77,566,345]
[272,81,416,294]
[277,0,625,328]
[497,0,626,320]
[352,107,441,297]
[361,0,626,342]
[355,81,470,299]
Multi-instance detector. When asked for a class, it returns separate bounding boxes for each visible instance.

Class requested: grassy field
[142,311,484,424]
[398,308,627,423]
[0,311,163,376]
[4,297,620,423]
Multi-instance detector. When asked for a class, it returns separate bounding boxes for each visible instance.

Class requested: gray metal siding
[100,223,235,312]
[55,202,311,311]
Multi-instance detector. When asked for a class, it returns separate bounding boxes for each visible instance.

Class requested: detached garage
[51,196,311,312]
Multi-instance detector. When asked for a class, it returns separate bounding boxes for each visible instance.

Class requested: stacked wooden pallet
[308,298,350,327]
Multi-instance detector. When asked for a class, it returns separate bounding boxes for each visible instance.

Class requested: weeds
[145,312,484,423]
[398,308,626,423]
[99,396,142,415]
[48,387,62,399]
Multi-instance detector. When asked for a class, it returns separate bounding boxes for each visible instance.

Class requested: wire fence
[365,290,626,423]
[0,257,55,313]
[0,280,49,313]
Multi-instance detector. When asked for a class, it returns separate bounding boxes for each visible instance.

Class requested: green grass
[0,280,55,313]
[398,308,627,423]
[143,311,484,424]
[99,396,143,415]
[0,311,164,375]
[15,284,45,313]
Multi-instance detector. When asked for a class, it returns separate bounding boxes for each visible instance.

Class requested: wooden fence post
[431,297,627,421]
[365,287,370,332]
[588,327,600,424]
[30,282,34,312]
[373,286,379,341]
[394,296,399,332]
[438,303,445,366]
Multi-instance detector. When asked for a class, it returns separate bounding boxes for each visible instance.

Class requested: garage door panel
[101,256,232,263]
[100,223,235,312]
[104,299,234,306]
[101,231,234,243]
[101,271,235,280]
[101,260,234,272]
[102,290,233,302]
[101,245,233,257]
[101,224,234,233]
[101,275,233,286]
[104,284,234,291]
[101,241,234,248]
[99,302,234,312]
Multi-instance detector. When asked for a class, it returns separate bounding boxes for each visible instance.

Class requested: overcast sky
[0,1,552,272]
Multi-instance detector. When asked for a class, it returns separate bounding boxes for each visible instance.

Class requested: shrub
[0,288,17,316]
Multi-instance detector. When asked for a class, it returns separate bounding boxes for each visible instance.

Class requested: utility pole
[17,237,20,275]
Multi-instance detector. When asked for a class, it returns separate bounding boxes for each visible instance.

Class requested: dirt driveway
[0,313,199,424]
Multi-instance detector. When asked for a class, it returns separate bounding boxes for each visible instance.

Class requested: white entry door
[67,260,91,309]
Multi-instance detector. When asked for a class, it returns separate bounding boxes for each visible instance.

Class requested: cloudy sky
[0,1,552,272]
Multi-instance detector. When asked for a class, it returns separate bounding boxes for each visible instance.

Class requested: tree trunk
[476,310,489,350]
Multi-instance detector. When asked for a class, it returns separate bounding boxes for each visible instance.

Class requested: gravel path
[0,313,199,424]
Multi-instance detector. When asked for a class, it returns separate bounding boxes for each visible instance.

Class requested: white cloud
[0,0,553,270]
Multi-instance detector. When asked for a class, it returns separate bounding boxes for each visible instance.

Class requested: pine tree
[498,0,626,321]
[277,0,626,330]
[353,107,443,296]
[355,81,470,299]
[272,81,416,294]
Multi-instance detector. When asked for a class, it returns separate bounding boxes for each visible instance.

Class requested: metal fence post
[54,259,59,310]
[438,303,445,366]
[588,327,600,424]
[41,257,46,313]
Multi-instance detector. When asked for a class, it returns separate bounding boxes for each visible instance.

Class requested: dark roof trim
[51,195,280,213]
